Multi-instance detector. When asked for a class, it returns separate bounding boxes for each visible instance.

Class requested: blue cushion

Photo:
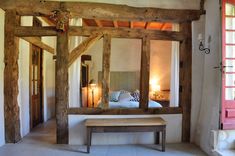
[130,90,140,102]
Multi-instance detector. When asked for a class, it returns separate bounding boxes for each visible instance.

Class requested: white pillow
[109,91,121,102]
[118,92,134,102]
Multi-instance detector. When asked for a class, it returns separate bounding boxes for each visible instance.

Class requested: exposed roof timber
[0,1,205,22]
[130,22,134,29]
[113,21,118,28]
[94,19,102,27]
[145,22,151,29]
[82,19,89,26]
[160,23,166,30]
[15,26,185,41]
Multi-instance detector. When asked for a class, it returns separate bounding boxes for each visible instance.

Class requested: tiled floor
[0,120,207,156]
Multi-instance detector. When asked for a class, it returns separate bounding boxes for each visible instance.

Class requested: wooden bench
[85,117,166,153]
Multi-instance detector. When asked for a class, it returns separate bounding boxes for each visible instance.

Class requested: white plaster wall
[69,18,82,108]
[69,114,182,145]
[86,38,172,88]
[84,38,102,82]
[42,37,56,121]
[18,16,32,137]
[150,40,172,90]
[110,38,141,72]
[195,0,221,155]
[191,16,205,143]
[0,8,5,147]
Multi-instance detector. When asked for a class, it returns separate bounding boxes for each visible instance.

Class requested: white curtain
[69,18,82,107]
[170,24,179,107]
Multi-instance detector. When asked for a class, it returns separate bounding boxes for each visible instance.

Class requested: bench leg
[87,127,92,153]
[162,129,166,152]
[155,131,160,144]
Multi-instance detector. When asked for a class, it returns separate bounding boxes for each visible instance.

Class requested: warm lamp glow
[152,84,161,92]
[89,79,96,107]
[150,78,160,92]
[89,79,96,89]
[150,78,158,85]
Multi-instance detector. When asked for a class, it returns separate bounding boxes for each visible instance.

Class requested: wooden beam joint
[48,9,70,32]
[68,33,103,67]
[21,37,55,54]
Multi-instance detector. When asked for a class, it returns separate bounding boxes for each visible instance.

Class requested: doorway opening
[29,17,44,129]
[30,44,43,129]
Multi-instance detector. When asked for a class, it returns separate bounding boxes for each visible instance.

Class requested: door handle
[213,63,233,71]
[222,65,233,68]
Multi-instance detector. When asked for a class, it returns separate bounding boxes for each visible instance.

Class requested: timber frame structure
[1,0,204,145]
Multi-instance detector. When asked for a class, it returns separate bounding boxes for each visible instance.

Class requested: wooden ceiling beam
[15,26,185,41]
[15,26,57,37]
[0,1,204,22]
[69,26,185,41]
[94,19,102,27]
[113,21,118,28]
[21,37,55,54]
[68,33,103,67]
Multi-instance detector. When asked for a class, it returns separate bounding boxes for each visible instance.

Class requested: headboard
[98,71,140,92]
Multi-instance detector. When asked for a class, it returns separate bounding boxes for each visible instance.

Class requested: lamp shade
[89,79,96,89]
[89,79,96,85]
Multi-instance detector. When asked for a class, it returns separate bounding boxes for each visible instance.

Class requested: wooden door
[221,0,235,129]
[31,45,43,128]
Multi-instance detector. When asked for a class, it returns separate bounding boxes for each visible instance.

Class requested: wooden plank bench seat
[85,117,166,153]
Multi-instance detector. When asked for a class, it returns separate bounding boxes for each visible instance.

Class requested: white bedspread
[98,100,162,108]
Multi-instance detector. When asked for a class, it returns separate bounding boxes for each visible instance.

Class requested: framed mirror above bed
[79,36,180,110]
[68,22,191,116]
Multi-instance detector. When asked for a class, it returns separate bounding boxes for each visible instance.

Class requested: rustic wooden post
[4,10,21,143]
[56,31,69,144]
[179,22,192,142]
[102,34,111,109]
[140,36,150,110]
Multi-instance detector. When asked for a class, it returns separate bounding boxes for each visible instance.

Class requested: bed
[97,71,162,108]
[98,100,162,109]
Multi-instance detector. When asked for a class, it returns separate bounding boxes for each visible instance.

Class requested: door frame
[29,44,44,130]
[29,17,44,130]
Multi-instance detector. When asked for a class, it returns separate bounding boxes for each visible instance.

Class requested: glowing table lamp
[152,84,161,100]
[89,79,96,107]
